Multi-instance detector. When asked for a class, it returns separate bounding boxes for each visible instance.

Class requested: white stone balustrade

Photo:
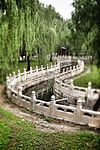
[6,56,100,128]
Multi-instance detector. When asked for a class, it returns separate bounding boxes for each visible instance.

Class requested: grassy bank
[74,65,100,89]
[0,108,100,150]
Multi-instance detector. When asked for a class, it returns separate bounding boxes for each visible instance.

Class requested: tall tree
[72,0,100,66]
[0,0,71,81]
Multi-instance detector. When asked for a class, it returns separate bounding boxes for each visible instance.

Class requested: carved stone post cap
[9,74,11,77]
[13,71,15,74]
[6,76,10,80]
[36,66,38,72]
[30,66,32,70]
[88,81,92,87]
[70,79,73,84]
[77,97,83,104]
[51,95,55,101]
[41,65,43,67]
[18,70,20,73]
[31,91,36,100]
[32,91,35,94]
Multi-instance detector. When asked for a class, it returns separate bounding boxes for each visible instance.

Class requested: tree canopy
[72,0,100,66]
[0,0,100,81]
[0,0,71,79]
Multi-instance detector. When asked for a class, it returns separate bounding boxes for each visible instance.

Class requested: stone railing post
[66,67,68,72]
[70,66,72,71]
[13,72,16,79]
[71,70,73,77]
[36,66,38,73]
[75,97,83,124]
[6,76,11,99]
[54,62,57,73]
[76,65,79,74]
[18,70,21,82]
[30,91,36,112]
[51,63,52,69]
[9,74,12,79]
[30,67,33,75]
[73,65,75,70]
[86,82,92,100]
[68,56,71,62]
[6,76,10,87]
[70,79,74,91]
[24,68,26,80]
[49,95,55,117]
[85,82,93,109]
[57,60,60,72]
[69,79,74,101]
[81,61,84,71]
[46,64,48,71]
[63,69,65,73]
[18,86,23,105]
[41,65,43,71]
[78,59,81,66]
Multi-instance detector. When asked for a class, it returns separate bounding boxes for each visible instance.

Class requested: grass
[74,65,100,89]
[0,107,100,150]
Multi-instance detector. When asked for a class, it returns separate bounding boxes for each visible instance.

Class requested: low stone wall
[6,56,100,128]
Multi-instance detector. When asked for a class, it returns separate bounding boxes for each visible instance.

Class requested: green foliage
[74,65,100,88]
[72,0,100,65]
[0,0,71,81]
[0,123,11,150]
[0,107,100,150]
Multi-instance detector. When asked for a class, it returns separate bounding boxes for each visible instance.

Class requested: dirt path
[0,85,83,133]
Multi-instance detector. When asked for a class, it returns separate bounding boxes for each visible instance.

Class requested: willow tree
[0,0,19,80]
[16,0,36,70]
[0,0,72,81]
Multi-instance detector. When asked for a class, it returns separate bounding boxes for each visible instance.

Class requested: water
[23,80,54,101]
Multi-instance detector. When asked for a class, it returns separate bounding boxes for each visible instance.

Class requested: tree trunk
[50,53,52,62]
[27,55,30,71]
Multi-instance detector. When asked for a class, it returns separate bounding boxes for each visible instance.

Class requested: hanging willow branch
[0,0,70,80]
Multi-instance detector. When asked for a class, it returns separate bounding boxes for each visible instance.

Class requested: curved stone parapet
[6,56,100,128]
